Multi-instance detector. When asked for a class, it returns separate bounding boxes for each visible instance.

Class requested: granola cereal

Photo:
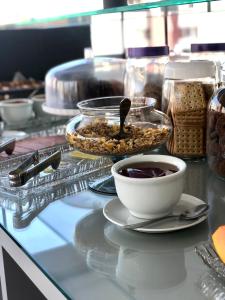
[66,120,170,156]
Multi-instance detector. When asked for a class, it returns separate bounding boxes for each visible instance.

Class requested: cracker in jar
[173,119,206,126]
[174,109,206,117]
[173,81,206,113]
[173,127,205,156]
[173,119,206,127]
[172,110,206,127]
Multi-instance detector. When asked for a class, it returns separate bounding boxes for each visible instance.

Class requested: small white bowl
[111,155,187,219]
[30,94,48,118]
[0,99,34,125]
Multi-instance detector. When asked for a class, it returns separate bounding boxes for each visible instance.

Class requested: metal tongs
[8,150,61,187]
[0,139,16,155]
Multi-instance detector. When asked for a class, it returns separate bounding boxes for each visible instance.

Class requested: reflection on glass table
[195,173,225,290]
[195,242,225,281]
[206,173,225,235]
[197,271,225,299]
[66,96,171,195]
[74,207,208,299]
[0,165,112,229]
[75,210,118,276]
[195,173,225,285]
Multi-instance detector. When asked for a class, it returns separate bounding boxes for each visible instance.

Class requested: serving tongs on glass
[0,138,16,155]
[8,150,61,187]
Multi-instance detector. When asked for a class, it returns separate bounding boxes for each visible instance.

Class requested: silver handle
[123,214,180,230]
[9,151,39,180]
[9,150,61,187]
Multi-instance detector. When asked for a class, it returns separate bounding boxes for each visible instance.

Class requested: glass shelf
[13,0,217,27]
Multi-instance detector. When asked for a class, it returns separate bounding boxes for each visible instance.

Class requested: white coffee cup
[0,98,34,125]
[111,154,187,219]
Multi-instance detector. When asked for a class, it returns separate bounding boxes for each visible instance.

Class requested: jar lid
[191,43,225,52]
[164,61,216,79]
[127,46,169,58]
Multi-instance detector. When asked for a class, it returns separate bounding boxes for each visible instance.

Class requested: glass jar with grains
[124,46,169,110]
[162,60,217,159]
[207,87,225,179]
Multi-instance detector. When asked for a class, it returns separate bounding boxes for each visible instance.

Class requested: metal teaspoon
[123,203,209,230]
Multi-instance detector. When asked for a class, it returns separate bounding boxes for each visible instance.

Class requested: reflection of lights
[100,62,115,72]
[198,271,225,299]
[5,208,66,255]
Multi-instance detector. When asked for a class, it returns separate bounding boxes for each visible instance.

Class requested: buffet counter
[0,139,224,299]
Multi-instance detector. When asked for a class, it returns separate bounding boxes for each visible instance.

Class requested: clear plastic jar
[191,43,225,85]
[207,87,225,179]
[162,60,217,159]
[124,46,169,110]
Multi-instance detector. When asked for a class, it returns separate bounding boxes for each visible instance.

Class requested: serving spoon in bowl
[123,203,209,230]
[112,97,131,140]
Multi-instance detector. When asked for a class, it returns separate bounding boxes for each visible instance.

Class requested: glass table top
[0,157,225,300]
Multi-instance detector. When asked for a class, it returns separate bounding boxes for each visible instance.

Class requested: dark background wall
[0,25,91,81]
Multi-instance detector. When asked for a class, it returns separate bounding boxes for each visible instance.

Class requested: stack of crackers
[167,81,214,157]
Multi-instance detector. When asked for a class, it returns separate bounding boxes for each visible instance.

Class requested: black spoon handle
[119,98,131,134]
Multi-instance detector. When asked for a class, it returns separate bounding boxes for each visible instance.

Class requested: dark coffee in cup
[118,161,178,179]
[5,100,27,104]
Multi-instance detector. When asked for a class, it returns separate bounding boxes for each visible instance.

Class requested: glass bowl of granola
[66,96,171,194]
[66,96,171,156]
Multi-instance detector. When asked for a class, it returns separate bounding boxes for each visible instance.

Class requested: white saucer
[103,194,207,233]
[42,103,80,116]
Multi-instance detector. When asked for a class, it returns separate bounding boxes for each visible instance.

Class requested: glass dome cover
[44,57,125,115]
